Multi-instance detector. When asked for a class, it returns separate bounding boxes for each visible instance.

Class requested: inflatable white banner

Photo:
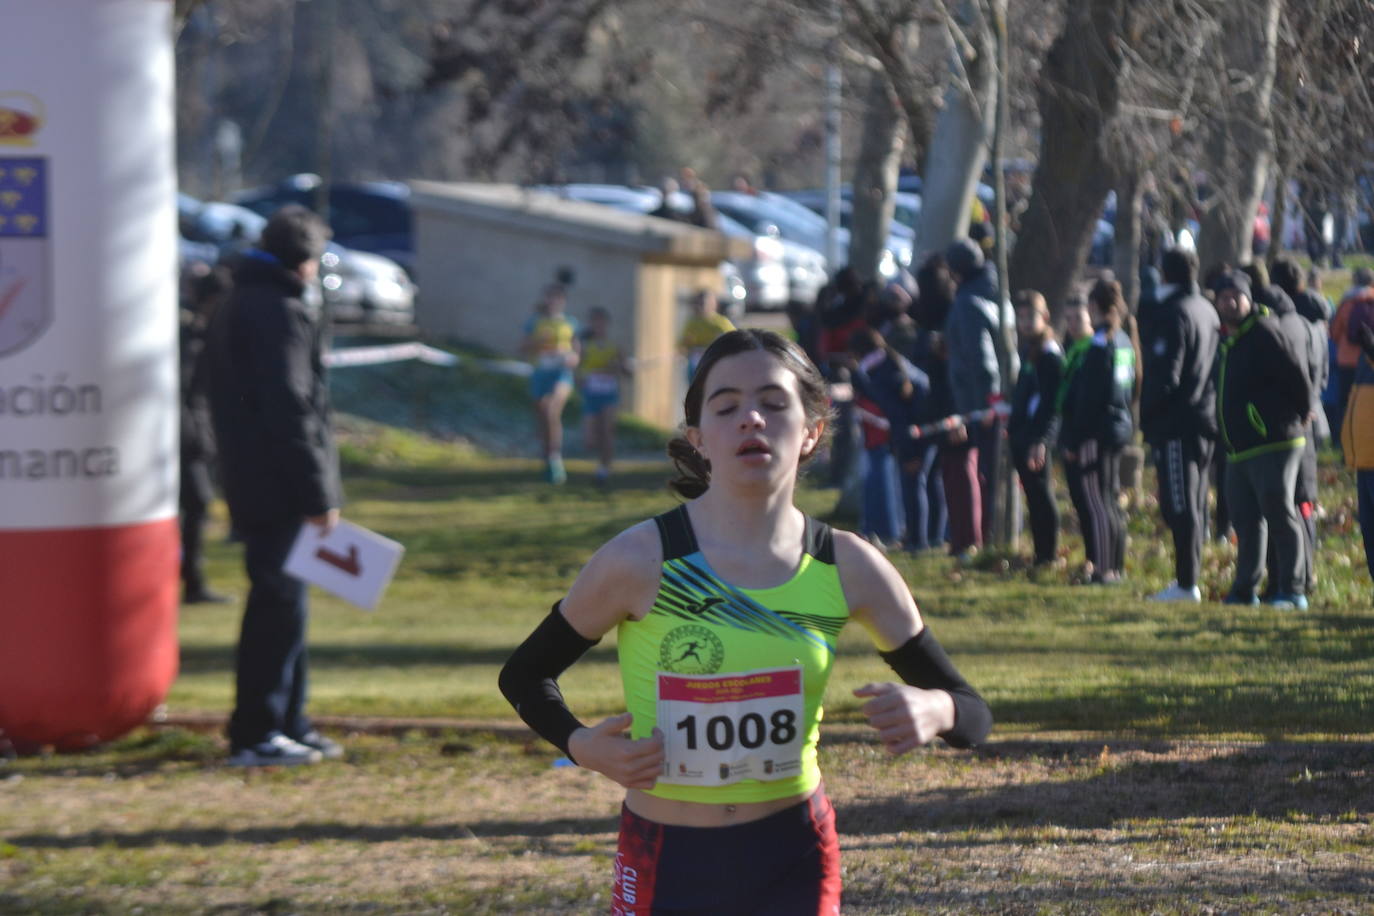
[0,0,179,751]
[0,0,177,530]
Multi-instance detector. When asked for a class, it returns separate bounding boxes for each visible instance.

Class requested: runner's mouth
[737,440,771,457]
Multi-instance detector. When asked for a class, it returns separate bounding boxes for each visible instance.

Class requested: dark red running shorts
[611,788,842,915]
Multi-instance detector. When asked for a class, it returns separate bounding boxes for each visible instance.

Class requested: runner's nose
[739,408,765,430]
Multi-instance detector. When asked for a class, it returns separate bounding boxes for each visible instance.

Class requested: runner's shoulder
[579,519,663,589]
[829,528,887,578]
[564,519,663,630]
[830,527,921,626]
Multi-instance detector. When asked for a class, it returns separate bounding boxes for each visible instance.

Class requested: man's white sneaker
[1148,582,1202,603]
[228,734,323,767]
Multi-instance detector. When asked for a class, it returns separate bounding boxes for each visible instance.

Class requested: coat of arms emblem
[0,156,50,358]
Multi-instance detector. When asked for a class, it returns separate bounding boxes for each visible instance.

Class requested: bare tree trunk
[1113,167,1143,309]
[990,0,1017,549]
[846,10,930,179]
[1196,0,1280,274]
[1269,160,1288,265]
[1007,0,1128,318]
[916,0,996,259]
[848,69,905,282]
[312,0,338,220]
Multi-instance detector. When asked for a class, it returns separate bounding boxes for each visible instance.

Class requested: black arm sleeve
[498,602,600,762]
[880,627,992,749]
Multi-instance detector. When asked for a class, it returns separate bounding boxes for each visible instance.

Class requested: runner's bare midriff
[625,787,813,827]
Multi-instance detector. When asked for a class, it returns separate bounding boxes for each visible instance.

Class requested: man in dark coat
[205,205,343,767]
[1141,248,1219,602]
[1211,270,1312,608]
[1248,259,1320,598]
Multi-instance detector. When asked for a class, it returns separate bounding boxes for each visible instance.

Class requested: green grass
[171,411,1374,739]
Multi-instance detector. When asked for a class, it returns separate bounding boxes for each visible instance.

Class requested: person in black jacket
[912,255,956,549]
[1061,279,1135,584]
[205,205,343,767]
[1211,270,1313,609]
[1270,256,1330,597]
[179,265,232,605]
[1009,290,1063,567]
[1140,249,1219,603]
[1242,261,1315,600]
[1057,296,1095,579]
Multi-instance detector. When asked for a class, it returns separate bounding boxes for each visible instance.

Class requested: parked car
[719,260,748,318]
[897,174,994,206]
[537,183,784,314]
[232,173,415,276]
[319,243,416,325]
[178,194,264,263]
[177,192,415,325]
[783,187,923,237]
[754,189,912,278]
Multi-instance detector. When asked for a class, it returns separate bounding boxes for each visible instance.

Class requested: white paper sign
[283,519,404,611]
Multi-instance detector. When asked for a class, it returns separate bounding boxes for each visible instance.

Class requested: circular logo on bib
[659,625,725,674]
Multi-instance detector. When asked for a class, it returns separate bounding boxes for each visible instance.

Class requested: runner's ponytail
[667,437,711,499]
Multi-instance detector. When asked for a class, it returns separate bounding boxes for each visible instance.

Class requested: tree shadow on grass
[175,642,619,675]
[822,671,1373,735]
[342,458,671,497]
[842,871,1374,914]
[837,736,1374,912]
[837,738,1374,842]
[982,683,1373,737]
[6,817,617,852]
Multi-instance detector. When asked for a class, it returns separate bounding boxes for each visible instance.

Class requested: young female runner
[579,306,631,486]
[500,329,992,914]
[522,283,580,484]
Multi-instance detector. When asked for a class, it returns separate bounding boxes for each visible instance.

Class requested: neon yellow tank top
[580,338,619,373]
[618,505,849,804]
[527,314,576,355]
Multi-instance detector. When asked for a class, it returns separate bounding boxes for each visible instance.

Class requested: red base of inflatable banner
[0,518,179,751]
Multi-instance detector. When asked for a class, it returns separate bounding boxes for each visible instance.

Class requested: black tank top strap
[803,514,836,565]
[654,504,699,561]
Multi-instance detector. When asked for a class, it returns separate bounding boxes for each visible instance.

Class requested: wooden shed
[409,182,750,428]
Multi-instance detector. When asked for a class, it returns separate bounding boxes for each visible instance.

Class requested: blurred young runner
[677,289,735,384]
[579,306,631,487]
[522,284,580,485]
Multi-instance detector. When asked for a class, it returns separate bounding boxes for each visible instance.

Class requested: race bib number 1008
[656,667,805,786]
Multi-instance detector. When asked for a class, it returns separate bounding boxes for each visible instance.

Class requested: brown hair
[1088,278,1126,332]
[667,329,834,499]
[1014,289,1053,349]
[260,204,330,269]
[848,326,914,401]
[1088,278,1142,415]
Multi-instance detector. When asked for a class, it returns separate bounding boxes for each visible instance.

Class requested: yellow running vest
[618,505,850,804]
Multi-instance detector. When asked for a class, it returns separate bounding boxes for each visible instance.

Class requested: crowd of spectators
[786,243,1374,606]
